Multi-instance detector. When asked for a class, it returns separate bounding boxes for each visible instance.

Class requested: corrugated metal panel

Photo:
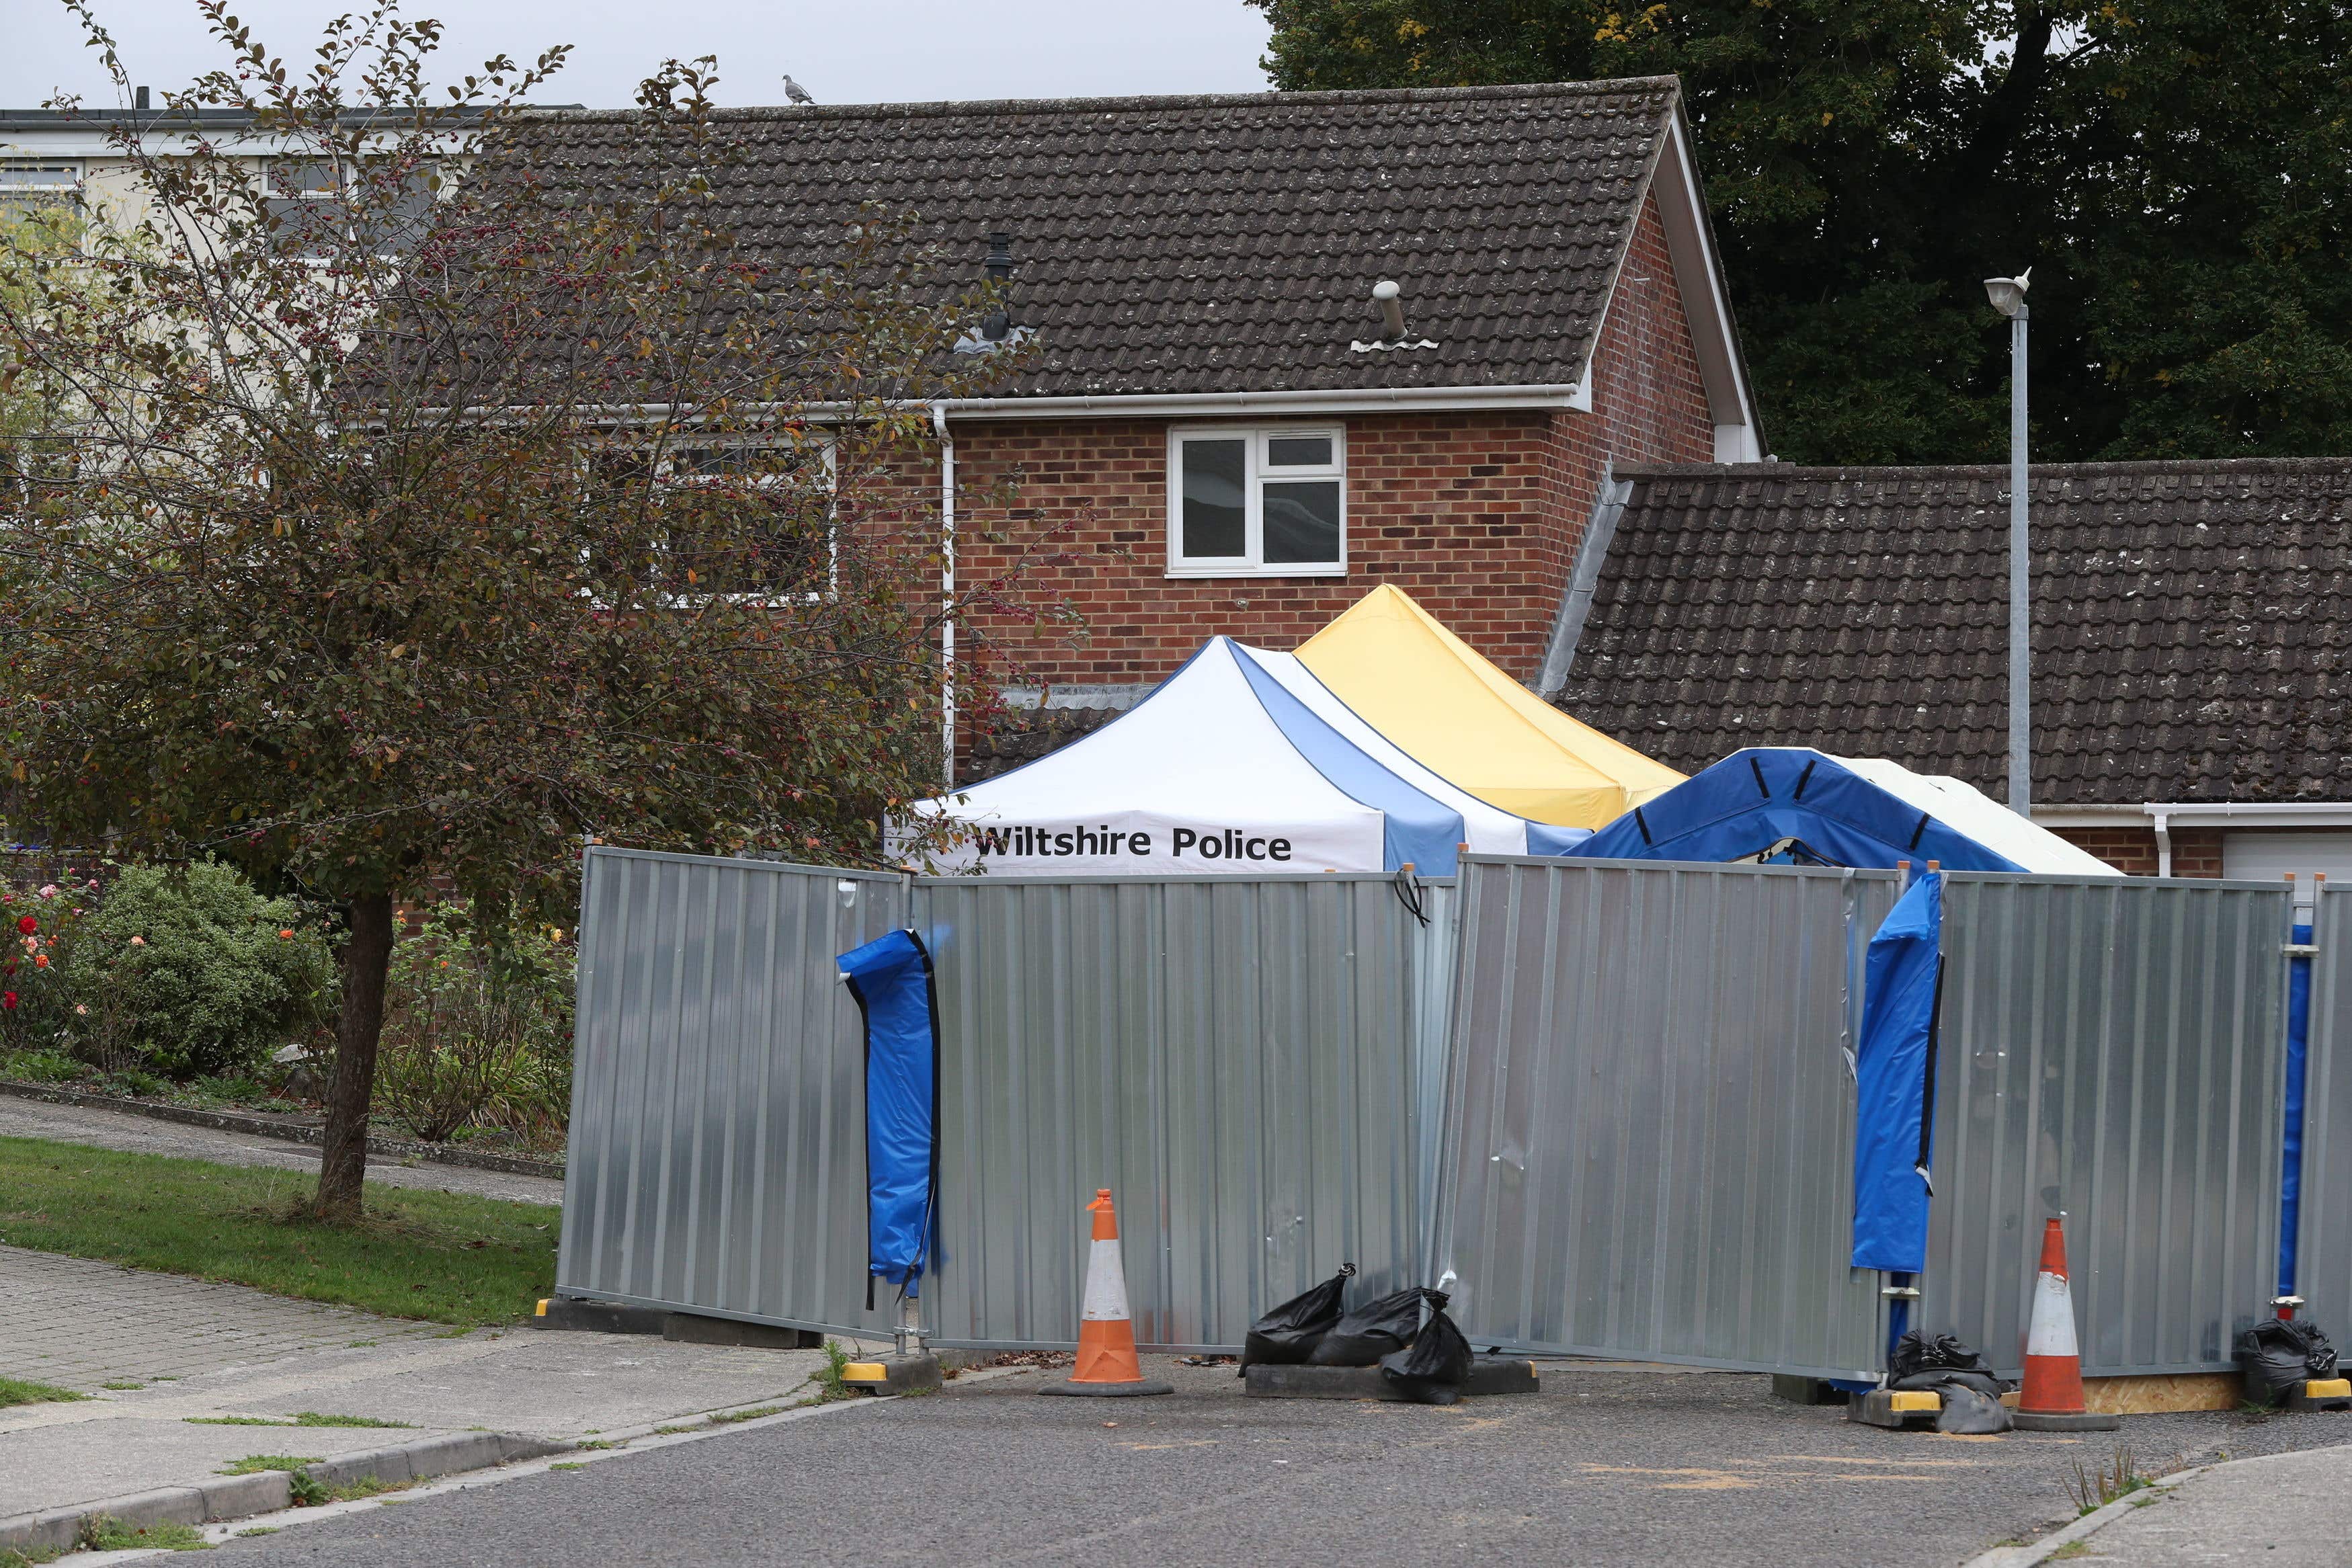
[558,848,907,1337]
[2294,886,2349,1329]
[915,873,1424,1351]
[1922,874,2289,1376]
[1431,856,1894,1378]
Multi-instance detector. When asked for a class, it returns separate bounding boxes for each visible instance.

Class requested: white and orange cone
[1037,1188,1172,1397]
[2013,1216,2119,1430]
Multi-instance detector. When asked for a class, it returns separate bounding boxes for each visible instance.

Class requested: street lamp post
[1984,269,2033,817]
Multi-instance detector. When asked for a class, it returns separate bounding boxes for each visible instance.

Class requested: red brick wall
[2049,825,2226,878]
[948,193,1717,691]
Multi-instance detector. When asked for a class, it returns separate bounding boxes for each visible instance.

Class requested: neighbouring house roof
[516,80,1717,405]
[1550,458,2352,806]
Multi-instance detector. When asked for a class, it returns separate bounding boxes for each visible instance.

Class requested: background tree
[0,2,1034,1219]
[1250,0,2352,463]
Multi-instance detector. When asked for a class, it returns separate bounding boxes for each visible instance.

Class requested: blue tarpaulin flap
[838,928,939,1297]
[1574,749,2031,873]
[1853,872,1943,1273]
[2281,920,2312,1296]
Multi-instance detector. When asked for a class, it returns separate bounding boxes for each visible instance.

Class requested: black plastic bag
[1309,1284,1437,1366]
[2237,1319,2340,1405]
[1240,1264,1356,1372]
[1380,1296,1472,1404]
[1890,1329,1993,1382]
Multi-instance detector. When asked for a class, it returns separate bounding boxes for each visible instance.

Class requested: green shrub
[60,861,333,1080]
[376,907,572,1143]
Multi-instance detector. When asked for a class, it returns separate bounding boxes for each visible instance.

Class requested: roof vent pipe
[1373,279,1406,341]
[982,230,1014,341]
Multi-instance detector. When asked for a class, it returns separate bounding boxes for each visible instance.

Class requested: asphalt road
[198,1360,2352,1567]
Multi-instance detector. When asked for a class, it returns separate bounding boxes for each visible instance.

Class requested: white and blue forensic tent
[1572,747,2122,876]
[897,637,1590,876]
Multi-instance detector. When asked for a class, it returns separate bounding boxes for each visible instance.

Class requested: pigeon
[782,75,814,105]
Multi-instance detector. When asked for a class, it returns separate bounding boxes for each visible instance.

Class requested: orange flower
[278,928,295,940]
[34,954,48,968]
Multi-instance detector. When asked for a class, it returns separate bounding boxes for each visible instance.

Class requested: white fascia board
[1648,114,1760,446]
[934,379,1593,421]
[2141,801,2352,827]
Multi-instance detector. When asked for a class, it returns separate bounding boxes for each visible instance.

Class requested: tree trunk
[315,891,396,1221]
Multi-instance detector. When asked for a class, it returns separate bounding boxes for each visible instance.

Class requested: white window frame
[1166,425,1346,578]
[650,436,839,606]
[0,161,83,220]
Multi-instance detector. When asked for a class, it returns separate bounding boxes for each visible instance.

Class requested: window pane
[1262,481,1341,565]
[1180,440,1247,558]
[1265,436,1333,468]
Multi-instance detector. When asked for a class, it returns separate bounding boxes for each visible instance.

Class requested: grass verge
[0,1375,87,1409]
[0,1135,556,1325]
[79,1514,209,1551]
[218,1454,321,1476]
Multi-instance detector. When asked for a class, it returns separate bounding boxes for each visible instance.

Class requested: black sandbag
[1309,1284,1435,1366]
[1890,1329,1994,1382]
[1380,1296,1472,1404]
[1240,1263,1357,1372]
[2237,1319,2340,1405]
[1934,1384,2013,1435]
[1890,1367,2009,1401]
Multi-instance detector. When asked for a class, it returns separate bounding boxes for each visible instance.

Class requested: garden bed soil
[0,1080,564,1180]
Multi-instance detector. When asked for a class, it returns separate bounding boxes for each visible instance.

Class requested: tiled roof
[518,81,1680,399]
[1554,459,2352,804]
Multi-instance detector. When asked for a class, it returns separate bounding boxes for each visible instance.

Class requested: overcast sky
[5,0,1275,112]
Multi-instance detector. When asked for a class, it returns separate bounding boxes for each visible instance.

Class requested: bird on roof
[782,75,814,105]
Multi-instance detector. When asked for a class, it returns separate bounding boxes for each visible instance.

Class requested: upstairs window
[0,163,81,222]
[1168,426,1345,577]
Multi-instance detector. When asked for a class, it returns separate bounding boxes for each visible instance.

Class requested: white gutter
[932,402,956,792]
[395,378,1598,429]
[930,379,1594,421]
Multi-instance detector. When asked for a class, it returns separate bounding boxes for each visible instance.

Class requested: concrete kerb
[1960,1462,2214,1567]
[164,1364,1039,1556]
[0,1365,1043,1557]
[0,1430,568,1555]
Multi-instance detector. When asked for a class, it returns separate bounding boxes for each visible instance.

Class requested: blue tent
[1570,748,2121,875]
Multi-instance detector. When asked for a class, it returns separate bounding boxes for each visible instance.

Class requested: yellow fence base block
[2306,1379,2352,1399]
[534,1299,550,1317]
[1849,1389,1943,1429]
[842,1363,888,1382]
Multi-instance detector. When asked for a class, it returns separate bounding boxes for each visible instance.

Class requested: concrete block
[1771,1374,1848,1406]
[2284,1378,2351,1413]
[1848,1389,1942,1429]
[841,1352,944,1396]
[532,1295,669,1335]
[90,1485,210,1532]
[661,1312,823,1350]
[0,1505,89,1555]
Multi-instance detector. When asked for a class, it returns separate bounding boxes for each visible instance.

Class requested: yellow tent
[1293,585,1684,828]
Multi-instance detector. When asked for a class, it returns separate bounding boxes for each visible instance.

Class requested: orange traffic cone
[2013,1217,2119,1431]
[1037,1188,1172,1397]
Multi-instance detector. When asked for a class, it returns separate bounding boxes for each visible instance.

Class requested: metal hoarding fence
[559,848,909,1337]
[2296,885,2349,1331]
[916,872,1426,1350]
[1920,874,2291,1376]
[1430,856,1896,1378]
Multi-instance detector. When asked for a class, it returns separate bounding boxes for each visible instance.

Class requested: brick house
[1545,459,2352,882]
[533,79,1761,776]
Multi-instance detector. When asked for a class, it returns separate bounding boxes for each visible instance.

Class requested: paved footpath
[0,1244,877,1528]
[0,1092,562,1204]
[2038,1441,2352,1565]
[198,1359,2352,1568]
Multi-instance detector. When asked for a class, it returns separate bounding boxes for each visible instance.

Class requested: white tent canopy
[897,638,1589,876]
